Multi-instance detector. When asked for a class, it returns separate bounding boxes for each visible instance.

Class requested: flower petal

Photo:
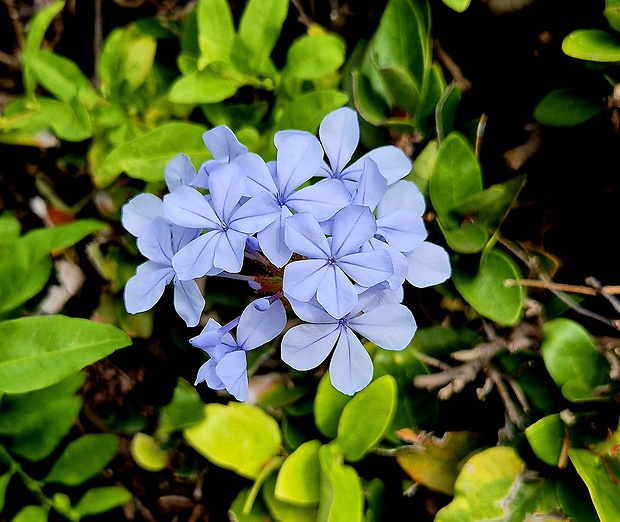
[405,241,451,288]
[235,152,278,196]
[283,259,328,302]
[257,208,292,268]
[195,359,225,390]
[338,250,393,288]
[329,327,373,395]
[319,107,359,176]
[230,191,280,234]
[216,350,249,401]
[203,126,248,162]
[351,158,388,211]
[286,178,351,222]
[163,186,220,229]
[208,162,246,224]
[284,212,330,259]
[172,230,220,280]
[316,265,358,319]
[237,299,287,350]
[121,193,164,237]
[213,228,248,274]
[286,296,338,324]
[173,278,205,327]
[276,132,323,197]
[349,303,416,351]
[376,210,428,252]
[376,180,426,217]
[136,217,174,265]
[330,205,377,258]
[345,145,411,184]
[124,264,174,313]
[281,323,340,370]
[165,153,196,192]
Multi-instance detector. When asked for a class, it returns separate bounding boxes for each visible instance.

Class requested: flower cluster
[122,107,451,400]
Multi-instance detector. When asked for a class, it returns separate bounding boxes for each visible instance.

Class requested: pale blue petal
[376,210,428,252]
[208,162,246,224]
[349,304,416,351]
[203,126,248,162]
[274,130,309,149]
[237,299,286,350]
[330,205,377,258]
[276,132,323,197]
[316,265,358,319]
[165,153,196,192]
[286,179,351,221]
[124,264,174,313]
[257,209,292,268]
[195,360,225,390]
[173,278,205,327]
[235,152,278,196]
[405,241,451,288]
[376,180,426,217]
[283,259,328,302]
[229,191,280,234]
[121,193,164,237]
[191,159,218,189]
[163,186,220,229]
[338,250,393,288]
[213,228,248,273]
[319,107,359,176]
[284,212,330,259]
[329,327,373,395]
[216,350,248,401]
[281,323,340,371]
[363,238,408,289]
[172,230,220,280]
[190,317,223,351]
[171,225,201,252]
[286,296,338,324]
[344,145,411,184]
[352,157,388,211]
[137,217,173,265]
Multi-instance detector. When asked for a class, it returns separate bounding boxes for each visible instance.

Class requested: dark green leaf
[352,70,390,126]
[534,89,603,127]
[436,81,461,141]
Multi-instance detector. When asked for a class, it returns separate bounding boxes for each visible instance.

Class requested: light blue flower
[124,217,204,327]
[282,204,393,319]
[318,107,412,186]
[281,292,416,395]
[164,153,197,192]
[237,133,351,267]
[192,126,249,189]
[163,162,279,279]
[405,241,452,288]
[193,299,287,401]
[121,193,165,238]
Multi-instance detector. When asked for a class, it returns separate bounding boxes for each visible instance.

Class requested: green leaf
[231,0,289,76]
[37,96,92,142]
[0,471,13,513]
[605,0,620,32]
[73,486,133,517]
[351,70,390,126]
[525,414,565,467]
[436,81,461,141]
[11,505,48,522]
[369,58,421,112]
[317,444,363,522]
[406,139,437,197]
[275,90,348,133]
[569,448,620,522]
[196,0,235,67]
[534,88,603,127]
[156,378,205,435]
[0,375,84,461]
[29,50,99,105]
[562,29,620,62]
[395,432,484,495]
[130,432,169,472]
[334,375,398,462]
[169,62,241,104]
[43,434,119,485]
[442,0,471,12]
[22,0,65,97]
[452,248,524,326]
[120,35,157,93]
[275,440,321,506]
[263,475,317,522]
[0,219,104,313]
[0,315,131,394]
[183,402,282,479]
[541,318,611,402]
[435,446,561,522]
[313,371,352,439]
[100,122,209,184]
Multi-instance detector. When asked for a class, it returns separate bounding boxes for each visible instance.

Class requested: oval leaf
[130,433,169,472]
[275,440,321,506]
[74,486,132,517]
[534,89,602,127]
[0,315,131,394]
[452,248,524,326]
[183,402,281,479]
[313,371,352,439]
[562,29,620,62]
[334,375,398,462]
[524,414,565,467]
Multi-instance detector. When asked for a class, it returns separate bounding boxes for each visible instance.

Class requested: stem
[0,445,50,509]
